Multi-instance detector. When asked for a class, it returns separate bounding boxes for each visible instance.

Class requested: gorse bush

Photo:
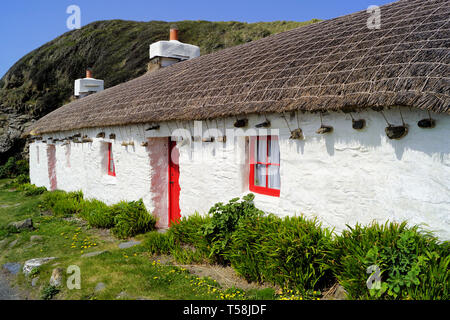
[111,200,156,239]
[202,193,264,263]
[330,221,449,300]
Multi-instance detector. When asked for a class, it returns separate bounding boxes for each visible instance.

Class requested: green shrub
[13,173,30,185]
[143,231,176,255]
[111,199,156,239]
[330,221,449,300]
[80,199,116,228]
[202,193,264,263]
[0,157,29,179]
[168,212,210,252]
[41,190,83,217]
[40,284,60,300]
[229,214,334,293]
[228,214,279,283]
[171,245,208,264]
[17,183,47,196]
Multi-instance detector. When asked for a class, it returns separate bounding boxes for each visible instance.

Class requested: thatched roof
[29,0,449,135]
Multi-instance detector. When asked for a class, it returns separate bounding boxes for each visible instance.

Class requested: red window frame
[107,143,116,176]
[249,135,280,197]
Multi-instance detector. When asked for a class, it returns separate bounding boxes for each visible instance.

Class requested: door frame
[168,139,181,226]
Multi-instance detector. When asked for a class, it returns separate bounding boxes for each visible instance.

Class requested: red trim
[249,135,280,197]
[107,143,116,176]
[168,139,181,226]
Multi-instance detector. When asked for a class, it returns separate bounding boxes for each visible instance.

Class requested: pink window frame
[249,135,280,197]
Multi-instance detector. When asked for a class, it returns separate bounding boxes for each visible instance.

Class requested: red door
[168,140,181,225]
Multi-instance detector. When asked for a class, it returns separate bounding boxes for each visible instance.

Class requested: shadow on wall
[289,108,449,162]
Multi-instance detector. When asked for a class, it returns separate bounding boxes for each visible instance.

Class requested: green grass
[0,179,272,300]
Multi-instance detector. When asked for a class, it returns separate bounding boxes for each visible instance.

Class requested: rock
[40,210,53,216]
[81,250,107,258]
[8,239,18,248]
[23,257,56,275]
[30,235,43,242]
[2,262,22,275]
[333,285,348,300]
[115,291,129,299]
[8,218,33,231]
[31,277,39,287]
[118,241,141,249]
[49,268,64,287]
[95,282,106,292]
[0,239,8,249]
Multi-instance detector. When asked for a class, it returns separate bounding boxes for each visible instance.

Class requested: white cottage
[26,0,450,239]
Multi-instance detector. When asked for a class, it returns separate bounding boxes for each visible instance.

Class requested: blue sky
[1,0,394,78]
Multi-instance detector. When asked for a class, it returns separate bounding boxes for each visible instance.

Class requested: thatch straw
[28,0,449,135]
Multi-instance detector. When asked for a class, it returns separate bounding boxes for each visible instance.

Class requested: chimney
[170,27,179,41]
[148,27,200,71]
[74,67,104,99]
[86,68,93,79]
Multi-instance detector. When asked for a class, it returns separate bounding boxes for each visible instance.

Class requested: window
[107,143,116,176]
[249,135,280,197]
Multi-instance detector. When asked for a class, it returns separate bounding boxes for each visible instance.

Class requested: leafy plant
[202,193,264,263]
[143,231,176,255]
[40,284,60,300]
[111,199,156,239]
[17,183,47,196]
[330,221,449,300]
[80,199,116,228]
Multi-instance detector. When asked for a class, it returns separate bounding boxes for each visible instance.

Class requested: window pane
[268,137,280,164]
[254,164,266,187]
[257,137,267,163]
[268,165,280,189]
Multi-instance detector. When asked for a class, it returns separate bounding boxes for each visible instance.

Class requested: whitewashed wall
[29,107,450,239]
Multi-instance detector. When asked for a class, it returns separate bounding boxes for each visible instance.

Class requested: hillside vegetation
[0,19,318,163]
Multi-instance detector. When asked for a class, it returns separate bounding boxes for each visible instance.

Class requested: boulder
[49,268,64,287]
[2,262,22,275]
[30,235,43,242]
[23,257,56,275]
[8,218,33,231]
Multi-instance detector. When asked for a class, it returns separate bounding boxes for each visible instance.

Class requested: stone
[8,239,18,248]
[2,263,22,275]
[81,250,107,258]
[31,277,39,287]
[0,239,8,249]
[30,235,43,242]
[115,291,129,299]
[8,218,33,231]
[118,241,141,249]
[334,285,348,300]
[23,257,56,275]
[49,268,64,287]
[95,282,106,292]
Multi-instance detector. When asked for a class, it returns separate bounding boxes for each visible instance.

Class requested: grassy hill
[0,19,319,163]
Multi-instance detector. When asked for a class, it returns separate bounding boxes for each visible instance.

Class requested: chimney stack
[86,68,93,79]
[148,27,200,71]
[74,67,104,99]
[170,27,179,41]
